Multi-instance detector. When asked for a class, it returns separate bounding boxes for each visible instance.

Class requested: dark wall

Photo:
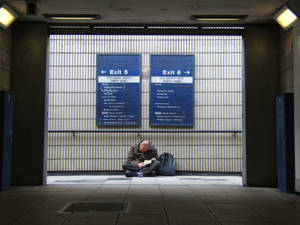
[0,27,12,91]
[11,23,48,185]
[290,0,300,17]
[8,22,280,186]
[243,25,280,187]
[279,28,293,93]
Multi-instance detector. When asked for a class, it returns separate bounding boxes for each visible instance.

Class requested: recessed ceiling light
[274,6,298,30]
[190,15,247,22]
[0,4,18,28]
[44,14,101,20]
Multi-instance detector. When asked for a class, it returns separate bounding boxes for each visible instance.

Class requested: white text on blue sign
[100,69,129,75]
[162,70,191,75]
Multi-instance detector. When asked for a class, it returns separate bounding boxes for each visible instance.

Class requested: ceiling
[8,0,291,25]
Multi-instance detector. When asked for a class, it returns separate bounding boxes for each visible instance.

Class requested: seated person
[122,140,160,177]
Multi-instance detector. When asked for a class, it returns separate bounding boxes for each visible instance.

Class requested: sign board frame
[150,55,195,126]
[96,54,141,126]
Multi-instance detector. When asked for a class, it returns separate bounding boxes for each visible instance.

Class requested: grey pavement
[0,176,299,225]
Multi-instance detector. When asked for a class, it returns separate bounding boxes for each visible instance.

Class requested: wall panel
[48,34,243,172]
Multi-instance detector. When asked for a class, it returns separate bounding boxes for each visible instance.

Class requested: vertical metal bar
[47,31,243,174]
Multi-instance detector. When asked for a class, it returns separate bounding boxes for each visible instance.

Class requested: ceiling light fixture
[190,15,247,22]
[274,5,298,30]
[0,4,18,28]
[44,14,101,20]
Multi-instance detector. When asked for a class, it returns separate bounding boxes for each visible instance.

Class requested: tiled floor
[47,175,243,186]
[0,176,299,225]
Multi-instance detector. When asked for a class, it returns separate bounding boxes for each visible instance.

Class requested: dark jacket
[127,142,158,166]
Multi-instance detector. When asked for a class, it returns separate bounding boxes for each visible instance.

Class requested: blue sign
[96,54,141,126]
[150,55,194,126]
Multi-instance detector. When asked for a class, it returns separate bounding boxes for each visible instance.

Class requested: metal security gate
[47,29,243,173]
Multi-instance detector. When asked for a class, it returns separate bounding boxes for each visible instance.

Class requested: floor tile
[11,210,68,225]
[168,215,219,225]
[222,223,271,225]
[1,176,299,225]
[118,213,167,225]
[207,203,267,223]
[126,200,165,214]
[63,212,118,225]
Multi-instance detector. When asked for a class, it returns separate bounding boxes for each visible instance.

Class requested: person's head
[139,140,150,152]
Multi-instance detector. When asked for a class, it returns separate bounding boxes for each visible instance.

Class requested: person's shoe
[143,170,156,177]
[125,170,136,177]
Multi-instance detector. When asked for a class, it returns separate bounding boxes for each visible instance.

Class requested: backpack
[158,153,176,176]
